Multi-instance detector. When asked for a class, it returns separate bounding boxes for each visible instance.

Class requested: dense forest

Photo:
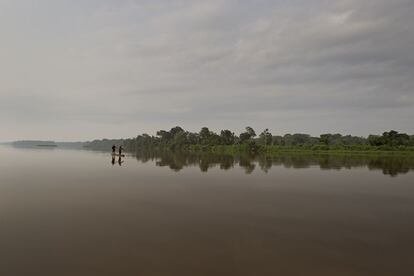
[83,127,414,153]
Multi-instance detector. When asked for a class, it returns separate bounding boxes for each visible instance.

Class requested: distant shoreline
[36,144,58,147]
[10,128,414,154]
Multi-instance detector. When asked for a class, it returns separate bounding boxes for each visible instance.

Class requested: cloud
[0,0,413,141]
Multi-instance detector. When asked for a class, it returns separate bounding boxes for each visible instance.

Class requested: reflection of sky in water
[0,145,413,275]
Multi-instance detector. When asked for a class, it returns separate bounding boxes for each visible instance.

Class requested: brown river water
[0,146,413,275]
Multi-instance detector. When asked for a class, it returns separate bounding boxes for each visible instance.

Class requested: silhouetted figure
[118,156,124,166]
[112,144,116,154]
[118,145,123,155]
[111,156,115,165]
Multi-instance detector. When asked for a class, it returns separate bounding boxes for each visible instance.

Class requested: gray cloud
[0,0,413,141]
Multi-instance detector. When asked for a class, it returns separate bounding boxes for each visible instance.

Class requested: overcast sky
[1,0,413,141]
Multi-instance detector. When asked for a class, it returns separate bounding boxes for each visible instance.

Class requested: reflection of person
[112,144,116,154]
[111,156,115,165]
[118,156,124,166]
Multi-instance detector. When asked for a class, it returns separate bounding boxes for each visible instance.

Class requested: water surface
[0,146,413,275]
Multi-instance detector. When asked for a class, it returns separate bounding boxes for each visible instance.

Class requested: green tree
[220,130,236,145]
[170,131,188,150]
[368,131,410,146]
[382,130,409,146]
[320,134,343,145]
[156,130,171,143]
[239,126,256,144]
[259,129,272,146]
[272,135,283,145]
[187,132,199,145]
[169,126,185,137]
[290,133,317,145]
[410,135,414,146]
[245,126,256,138]
[368,135,383,146]
[199,127,211,145]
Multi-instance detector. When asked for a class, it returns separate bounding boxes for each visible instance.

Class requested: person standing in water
[112,144,116,154]
[118,145,124,165]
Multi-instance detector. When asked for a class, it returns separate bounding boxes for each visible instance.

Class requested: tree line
[84,127,414,152]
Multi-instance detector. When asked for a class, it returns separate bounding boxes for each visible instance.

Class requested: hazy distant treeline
[12,140,57,147]
[12,140,84,149]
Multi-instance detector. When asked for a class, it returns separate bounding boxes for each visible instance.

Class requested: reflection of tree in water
[198,154,235,172]
[133,149,157,164]
[257,155,273,173]
[271,154,414,176]
[134,150,236,172]
[276,155,315,169]
[132,150,414,176]
[368,156,412,177]
[317,155,370,170]
[220,155,235,170]
[155,151,187,172]
[239,155,256,174]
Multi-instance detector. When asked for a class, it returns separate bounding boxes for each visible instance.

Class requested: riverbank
[188,144,414,156]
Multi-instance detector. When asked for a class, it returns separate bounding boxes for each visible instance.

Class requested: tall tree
[259,129,272,146]
[240,126,257,144]
[220,130,236,145]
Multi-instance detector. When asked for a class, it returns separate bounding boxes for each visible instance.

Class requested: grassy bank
[188,144,414,156]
